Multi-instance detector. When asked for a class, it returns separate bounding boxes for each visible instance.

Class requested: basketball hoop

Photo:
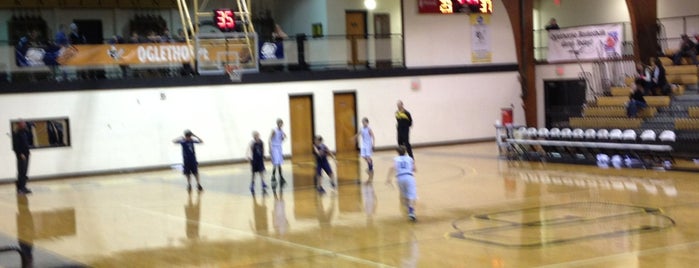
[224,63,242,82]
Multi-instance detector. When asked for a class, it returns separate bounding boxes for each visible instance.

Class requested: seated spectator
[672,34,698,65]
[651,57,670,95]
[545,18,560,31]
[69,23,86,45]
[129,32,142,43]
[161,29,173,43]
[634,61,652,95]
[627,80,647,118]
[146,31,161,43]
[54,24,68,47]
[174,29,186,42]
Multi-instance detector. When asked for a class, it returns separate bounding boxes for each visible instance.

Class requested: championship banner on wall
[471,14,491,63]
[547,23,623,62]
[16,43,253,67]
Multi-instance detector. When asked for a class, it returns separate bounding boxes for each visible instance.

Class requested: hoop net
[225,63,242,82]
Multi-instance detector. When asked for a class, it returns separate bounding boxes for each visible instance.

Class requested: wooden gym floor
[1,142,699,267]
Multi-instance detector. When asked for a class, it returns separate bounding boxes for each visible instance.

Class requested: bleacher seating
[583,106,657,118]
[569,117,642,129]
[621,78,686,96]
[596,96,671,107]
[675,118,699,130]
[688,107,699,118]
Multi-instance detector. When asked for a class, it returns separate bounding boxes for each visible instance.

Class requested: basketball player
[314,135,336,194]
[173,130,203,192]
[269,119,287,189]
[386,146,417,222]
[354,117,375,181]
[247,131,268,194]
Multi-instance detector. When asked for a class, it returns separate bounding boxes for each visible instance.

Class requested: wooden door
[333,92,357,154]
[289,95,315,187]
[333,92,360,185]
[345,11,367,66]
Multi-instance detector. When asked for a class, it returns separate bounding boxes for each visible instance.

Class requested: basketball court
[1,142,699,267]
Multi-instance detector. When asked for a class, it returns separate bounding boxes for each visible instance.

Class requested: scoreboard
[418,0,493,14]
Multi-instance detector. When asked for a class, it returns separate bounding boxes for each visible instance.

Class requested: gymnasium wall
[0,72,522,181]
[403,0,518,67]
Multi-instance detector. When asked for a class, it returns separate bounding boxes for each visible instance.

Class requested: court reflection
[272,191,289,237]
[362,183,377,223]
[316,195,337,241]
[184,191,201,240]
[16,195,34,267]
[15,195,78,268]
[251,192,269,235]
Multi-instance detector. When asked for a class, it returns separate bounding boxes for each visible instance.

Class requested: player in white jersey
[386,146,417,222]
[354,117,375,182]
[269,119,287,190]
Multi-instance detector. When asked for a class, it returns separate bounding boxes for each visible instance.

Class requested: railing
[657,14,699,53]
[534,15,699,62]
[0,33,405,84]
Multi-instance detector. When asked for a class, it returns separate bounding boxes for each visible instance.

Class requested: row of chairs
[516,127,676,142]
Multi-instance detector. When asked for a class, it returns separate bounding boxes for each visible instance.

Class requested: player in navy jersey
[269,119,287,189]
[247,131,268,194]
[354,117,375,182]
[173,130,203,192]
[313,135,336,194]
[386,146,417,221]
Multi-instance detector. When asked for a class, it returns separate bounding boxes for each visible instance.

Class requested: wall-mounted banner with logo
[471,13,491,63]
[547,23,623,62]
[15,43,253,67]
[259,41,284,60]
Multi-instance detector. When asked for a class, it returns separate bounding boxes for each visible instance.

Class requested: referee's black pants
[397,130,414,159]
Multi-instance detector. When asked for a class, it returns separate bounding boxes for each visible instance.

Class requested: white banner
[547,23,623,62]
[471,14,491,63]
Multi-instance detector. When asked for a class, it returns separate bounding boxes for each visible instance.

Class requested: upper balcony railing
[0,33,405,85]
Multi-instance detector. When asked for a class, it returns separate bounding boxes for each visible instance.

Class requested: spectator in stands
[634,62,652,95]
[69,23,86,45]
[672,34,698,65]
[175,29,186,42]
[146,31,161,43]
[129,32,142,43]
[161,29,173,43]
[627,80,647,118]
[54,24,68,47]
[545,18,560,31]
[694,33,699,54]
[651,57,670,95]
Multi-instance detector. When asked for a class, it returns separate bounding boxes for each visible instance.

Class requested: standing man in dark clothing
[13,121,32,194]
[396,100,414,159]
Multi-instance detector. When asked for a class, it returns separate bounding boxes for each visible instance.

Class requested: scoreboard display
[418,0,493,14]
[214,9,236,32]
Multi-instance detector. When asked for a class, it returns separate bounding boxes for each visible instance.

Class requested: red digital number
[215,9,235,31]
